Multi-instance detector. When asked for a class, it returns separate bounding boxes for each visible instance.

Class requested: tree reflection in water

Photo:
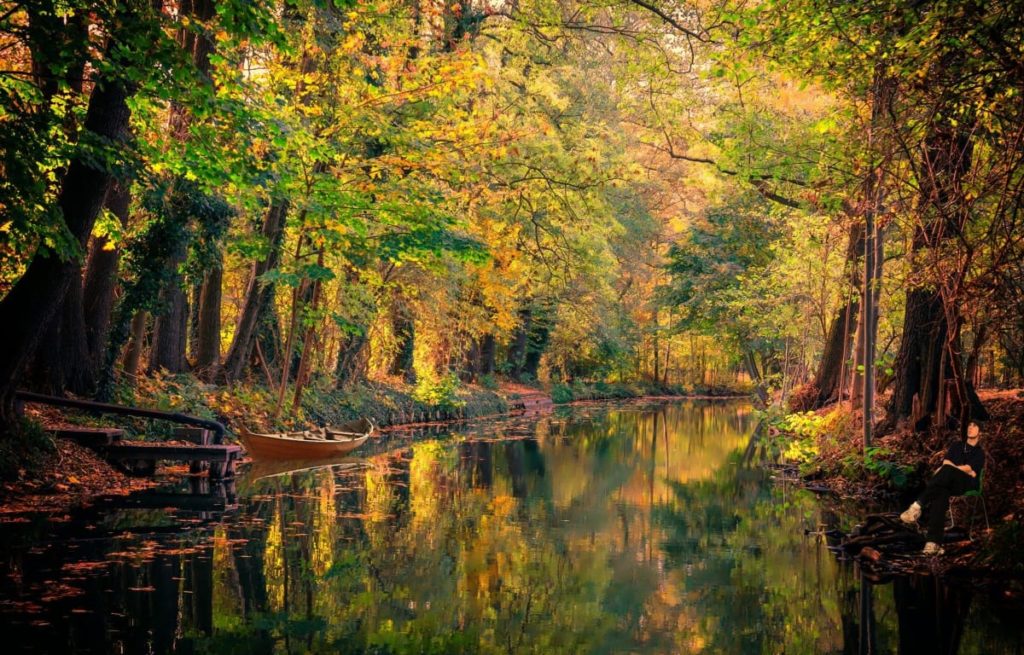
[0,401,1020,653]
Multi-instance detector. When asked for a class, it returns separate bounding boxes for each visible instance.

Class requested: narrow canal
[1,401,1020,653]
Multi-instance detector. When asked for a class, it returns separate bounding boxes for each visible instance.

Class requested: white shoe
[900,502,921,524]
[922,542,944,555]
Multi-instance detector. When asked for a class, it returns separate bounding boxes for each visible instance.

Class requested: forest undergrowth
[768,389,1024,573]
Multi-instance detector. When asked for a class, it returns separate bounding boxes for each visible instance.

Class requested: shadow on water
[1,400,1021,654]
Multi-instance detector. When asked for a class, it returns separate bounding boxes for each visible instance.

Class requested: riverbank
[768,388,1024,575]
[1,376,750,515]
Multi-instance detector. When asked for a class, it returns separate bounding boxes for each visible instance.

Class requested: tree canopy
[0,0,1022,437]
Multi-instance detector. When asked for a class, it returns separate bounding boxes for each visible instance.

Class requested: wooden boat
[238,419,373,460]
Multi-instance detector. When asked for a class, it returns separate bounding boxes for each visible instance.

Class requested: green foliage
[859,446,913,489]
[478,374,499,391]
[550,384,574,404]
[0,419,55,482]
[413,374,465,410]
[775,412,824,464]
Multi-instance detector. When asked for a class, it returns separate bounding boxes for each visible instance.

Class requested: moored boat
[325,417,375,439]
[238,420,373,459]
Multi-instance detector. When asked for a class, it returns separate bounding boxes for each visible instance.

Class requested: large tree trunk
[149,237,190,375]
[194,264,223,379]
[222,199,289,382]
[479,334,496,376]
[885,120,978,431]
[813,300,858,403]
[83,182,131,369]
[889,290,947,428]
[122,312,149,380]
[28,269,92,395]
[809,223,865,407]
[0,66,133,428]
[335,334,369,388]
[150,293,190,374]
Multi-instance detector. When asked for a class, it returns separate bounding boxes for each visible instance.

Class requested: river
[1,400,1020,653]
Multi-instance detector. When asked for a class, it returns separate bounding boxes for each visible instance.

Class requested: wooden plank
[99,442,241,462]
[51,427,124,446]
[173,426,213,444]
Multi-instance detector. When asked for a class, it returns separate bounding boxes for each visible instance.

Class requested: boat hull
[238,428,369,460]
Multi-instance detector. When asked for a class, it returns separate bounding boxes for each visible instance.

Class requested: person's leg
[903,466,958,523]
[918,466,959,506]
[925,487,952,543]
[922,469,975,550]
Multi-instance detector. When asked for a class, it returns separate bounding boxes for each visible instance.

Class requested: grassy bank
[13,374,751,464]
[89,373,512,438]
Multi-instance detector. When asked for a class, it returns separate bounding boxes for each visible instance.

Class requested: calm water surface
[1,401,1021,654]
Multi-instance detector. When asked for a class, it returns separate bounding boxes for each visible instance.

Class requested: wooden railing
[15,391,227,444]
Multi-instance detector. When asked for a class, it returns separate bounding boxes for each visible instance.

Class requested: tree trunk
[188,278,204,361]
[83,181,131,370]
[30,182,131,395]
[291,252,324,413]
[508,308,532,377]
[743,348,769,404]
[461,337,480,382]
[807,220,866,408]
[0,65,132,427]
[888,289,947,430]
[813,300,859,403]
[221,199,289,382]
[146,0,218,378]
[522,311,552,381]
[964,324,986,387]
[149,240,190,375]
[222,200,288,384]
[122,312,149,379]
[389,303,416,383]
[335,333,369,388]
[194,264,223,380]
[28,269,91,395]
[885,120,978,431]
[479,334,496,376]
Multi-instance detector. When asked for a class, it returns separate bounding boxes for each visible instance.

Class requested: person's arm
[941,443,976,476]
[967,448,984,480]
[941,443,959,469]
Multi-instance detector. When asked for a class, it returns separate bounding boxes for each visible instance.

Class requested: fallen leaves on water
[0,600,43,613]
[40,583,85,602]
[61,561,110,574]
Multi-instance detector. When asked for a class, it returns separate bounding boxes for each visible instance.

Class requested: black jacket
[944,439,985,488]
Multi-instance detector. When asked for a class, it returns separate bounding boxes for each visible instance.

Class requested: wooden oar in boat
[237,421,371,460]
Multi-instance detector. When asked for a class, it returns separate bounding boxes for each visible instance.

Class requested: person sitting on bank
[899,421,985,555]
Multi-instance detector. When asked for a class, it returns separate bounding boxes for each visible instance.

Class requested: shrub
[479,373,499,391]
[550,384,574,404]
[413,373,465,410]
[0,419,54,481]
